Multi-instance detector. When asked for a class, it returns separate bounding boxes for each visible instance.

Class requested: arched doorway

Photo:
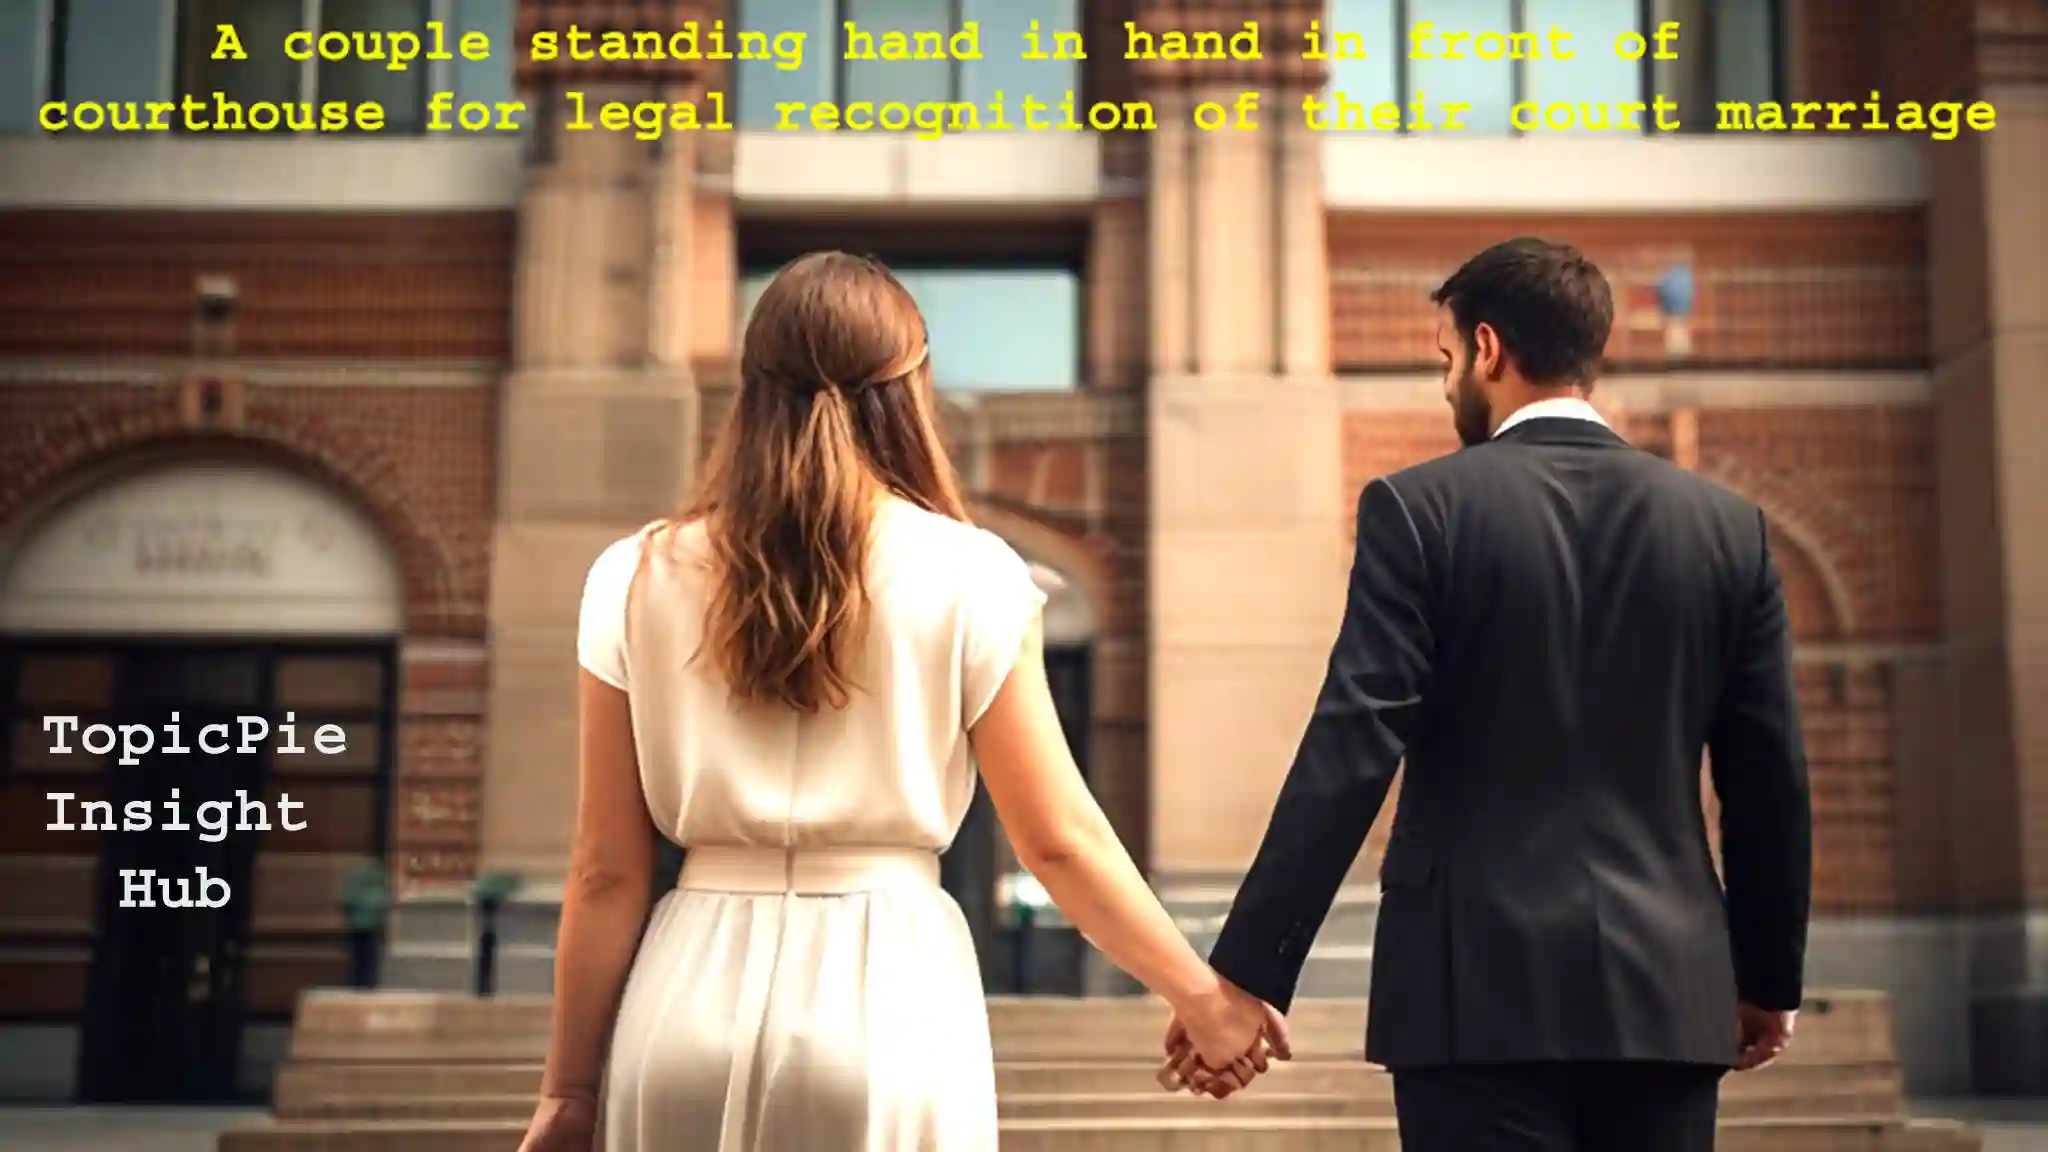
[0,456,403,1103]
[942,554,1097,993]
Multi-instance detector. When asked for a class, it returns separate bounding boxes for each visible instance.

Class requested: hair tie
[859,344,929,389]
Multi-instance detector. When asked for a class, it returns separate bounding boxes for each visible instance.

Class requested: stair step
[217,1115,1978,1152]
[277,988,1902,1066]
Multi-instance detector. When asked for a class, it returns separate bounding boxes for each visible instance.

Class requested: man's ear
[1471,322,1507,382]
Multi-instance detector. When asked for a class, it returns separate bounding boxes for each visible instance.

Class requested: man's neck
[1489,388,1591,436]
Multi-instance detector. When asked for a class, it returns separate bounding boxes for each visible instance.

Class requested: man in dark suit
[1169,238,1813,1150]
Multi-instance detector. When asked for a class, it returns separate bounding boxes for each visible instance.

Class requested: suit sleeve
[1208,477,1435,1014]
[1707,509,1814,1012]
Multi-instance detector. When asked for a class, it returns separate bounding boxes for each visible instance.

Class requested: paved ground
[2,1101,2045,1150]
[1917,1099,2048,1152]
[0,1107,263,1152]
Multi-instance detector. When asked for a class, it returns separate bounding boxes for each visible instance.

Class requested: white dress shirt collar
[1492,396,1609,439]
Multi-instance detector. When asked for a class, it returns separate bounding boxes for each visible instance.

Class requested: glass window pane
[15,655,115,710]
[843,0,953,108]
[63,0,178,105]
[0,0,53,133]
[959,0,1078,117]
[899,269,1079,392]
[128,651,263,708]
[1406,0,1515,134]
[317,0,430,132]
[1714,0,1777,104]
[451,0,516,127]
[737,267,1079,392]
[179,0,303,123]
[735,0,833,128]
[1324,0,1398,114]
[736,270,774,344]
[275,656,386,710]
[1523,0,1641,133]
[12,721,110,772]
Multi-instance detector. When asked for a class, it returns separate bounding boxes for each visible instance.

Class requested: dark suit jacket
[1208,416,1813,1069]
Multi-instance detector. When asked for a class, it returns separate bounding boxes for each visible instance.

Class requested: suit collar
[1492,416,1631,449]
[1492,396,1607,438]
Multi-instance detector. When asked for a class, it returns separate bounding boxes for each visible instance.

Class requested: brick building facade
[0,0,2041,1104]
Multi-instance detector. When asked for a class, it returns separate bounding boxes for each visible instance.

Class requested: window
[1707,0,1780,105]
[179,0,326,124]
[13,0,515,134]
[1322,0,1783,136]
[732,0,1082,131]
[738,265,1081,393]
[0,0,55,133]
[1648,0,1788,131]
[1408,0,1517,133]
[1323,0,1399,111]
[57,0,183,109]
[1524,0,1642,133]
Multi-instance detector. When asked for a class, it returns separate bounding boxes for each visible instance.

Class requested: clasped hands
[1157,977,1292,1100]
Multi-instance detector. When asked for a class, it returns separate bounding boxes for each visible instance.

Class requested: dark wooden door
[81,647,266,1102]
[1043,644,1092,777]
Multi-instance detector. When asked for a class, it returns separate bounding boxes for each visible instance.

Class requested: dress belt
[678,845,941,895]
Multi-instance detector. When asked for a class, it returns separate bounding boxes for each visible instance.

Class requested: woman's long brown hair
[671,251,969,713]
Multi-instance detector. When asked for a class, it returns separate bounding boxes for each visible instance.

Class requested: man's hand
[518,1094,598,1152]
[1158,982,1292,1099]
[1734,1002,1796,1071]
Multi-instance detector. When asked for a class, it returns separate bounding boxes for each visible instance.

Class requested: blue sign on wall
[1657,265,1697,318]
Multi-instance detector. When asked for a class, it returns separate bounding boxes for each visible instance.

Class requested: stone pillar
[476,6,710,883]
[1925,12,2048,1091]
[1140,3,1346,875]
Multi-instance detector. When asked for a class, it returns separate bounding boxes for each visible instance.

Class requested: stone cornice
[0,357,503,389]
[943,389,1145,441]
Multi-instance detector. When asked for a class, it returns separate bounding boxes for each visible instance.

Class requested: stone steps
[277,988,1903,1066]
[268,1049,1900,1106]
[223,988,1978,1152]
[270,1069,1906,1124]
[219,1115,1982,1152]
[272,1058,1908,1120]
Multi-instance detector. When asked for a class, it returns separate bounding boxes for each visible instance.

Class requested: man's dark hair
[1429,238,1615,385]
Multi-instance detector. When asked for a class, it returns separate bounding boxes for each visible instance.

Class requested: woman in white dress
[517,252,1283,1152]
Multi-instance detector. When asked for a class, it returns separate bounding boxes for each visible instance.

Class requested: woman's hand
[518,1094,599,1152]
[1160,977,1291,1098]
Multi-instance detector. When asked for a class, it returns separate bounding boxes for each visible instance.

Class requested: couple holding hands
[521,239,1810,1152]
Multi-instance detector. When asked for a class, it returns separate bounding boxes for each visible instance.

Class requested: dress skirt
[597,846,998,1152]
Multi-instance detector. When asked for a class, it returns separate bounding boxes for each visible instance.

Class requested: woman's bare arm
[970,618,1268,1065]
[537,670,659,1102]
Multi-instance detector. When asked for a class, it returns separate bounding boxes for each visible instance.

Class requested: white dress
[575,496,1046,1152]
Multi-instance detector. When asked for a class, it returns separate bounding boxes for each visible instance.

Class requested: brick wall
[0,212,515,361]
[1330,212,1927,372]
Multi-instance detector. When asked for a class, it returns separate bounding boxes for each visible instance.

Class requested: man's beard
[1450,367,1493,447]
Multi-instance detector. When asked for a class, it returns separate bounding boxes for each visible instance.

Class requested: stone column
[1139,3,1347,876]
[1925,11,2048,1091]
[476,10,709,884]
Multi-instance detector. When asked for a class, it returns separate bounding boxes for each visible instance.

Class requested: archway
[0,456,404,1104]
[942,547,1100,994]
